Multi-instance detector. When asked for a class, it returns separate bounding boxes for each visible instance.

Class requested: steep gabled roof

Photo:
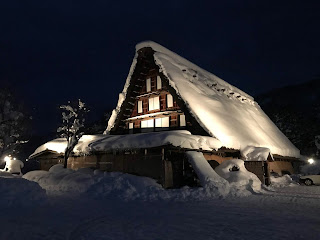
[106,41,300,158]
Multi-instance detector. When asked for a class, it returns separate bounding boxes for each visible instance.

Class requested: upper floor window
[167,94,173,108]
[156,76,162,90]
[149,96,160,111]
[146,78,151,92]
[138,100,143,113]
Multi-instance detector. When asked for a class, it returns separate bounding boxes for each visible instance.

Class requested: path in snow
[1,185,319,240]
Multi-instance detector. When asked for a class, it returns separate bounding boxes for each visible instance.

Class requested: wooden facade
[110,47,208,136]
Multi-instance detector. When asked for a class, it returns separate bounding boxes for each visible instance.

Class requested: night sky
[1,0,319,135]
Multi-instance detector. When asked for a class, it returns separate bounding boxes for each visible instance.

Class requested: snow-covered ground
[1,167,320,240]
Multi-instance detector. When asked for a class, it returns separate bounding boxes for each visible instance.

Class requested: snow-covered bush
[215,159,262,195]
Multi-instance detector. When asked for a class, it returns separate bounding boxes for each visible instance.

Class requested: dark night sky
[0,0,319,135]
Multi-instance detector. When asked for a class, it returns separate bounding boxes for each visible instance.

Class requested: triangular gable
[106,41,300,158]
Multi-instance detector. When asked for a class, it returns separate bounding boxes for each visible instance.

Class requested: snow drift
[23,164,94,196]
[0,177,47,207]
[24,162,265,201]
[215,159,262,195]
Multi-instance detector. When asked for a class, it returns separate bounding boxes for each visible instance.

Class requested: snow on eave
[29,149,62,159]
[29,135,107,159]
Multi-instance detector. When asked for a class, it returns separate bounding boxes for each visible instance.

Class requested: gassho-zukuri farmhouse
[29,41,301,188]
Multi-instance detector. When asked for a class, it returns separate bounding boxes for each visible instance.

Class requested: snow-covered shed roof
[106,41,300,158]
[29,131,222,158]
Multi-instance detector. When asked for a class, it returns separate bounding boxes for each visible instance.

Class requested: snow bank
[24,163,263,201]
[215,159,262,195]
[270,175,297,188]
[23,164,95,196]
[107,41,299,158]
[87,172,251,201]
[0,177,47,207]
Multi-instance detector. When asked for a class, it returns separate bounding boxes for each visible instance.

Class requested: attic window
[149,96,160,111]
[146,78,151,92]
[156,76,162,89]
[167,94,173,108]
[138,101,143,113]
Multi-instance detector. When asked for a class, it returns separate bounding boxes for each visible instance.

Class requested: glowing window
[149,96,160,111]
[180,115,186,127]
[146,78,151,92]
[157,76,162,89]
[138,101,143,113]
[167,94,173,108]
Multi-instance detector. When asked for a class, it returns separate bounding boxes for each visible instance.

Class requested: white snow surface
[2,164,320,239]
[30,131,222,157]
[106,41,299,158]
[241,146,274,161]
[215,159,262,194]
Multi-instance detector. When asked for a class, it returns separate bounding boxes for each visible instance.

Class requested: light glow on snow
[308,158,315,164]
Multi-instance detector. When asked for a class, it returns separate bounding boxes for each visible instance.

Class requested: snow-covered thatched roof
[105,41,300,158]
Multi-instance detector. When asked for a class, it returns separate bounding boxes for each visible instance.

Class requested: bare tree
[57,99,89,168]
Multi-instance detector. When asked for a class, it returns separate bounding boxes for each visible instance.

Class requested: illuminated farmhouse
[30,41,300,187]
